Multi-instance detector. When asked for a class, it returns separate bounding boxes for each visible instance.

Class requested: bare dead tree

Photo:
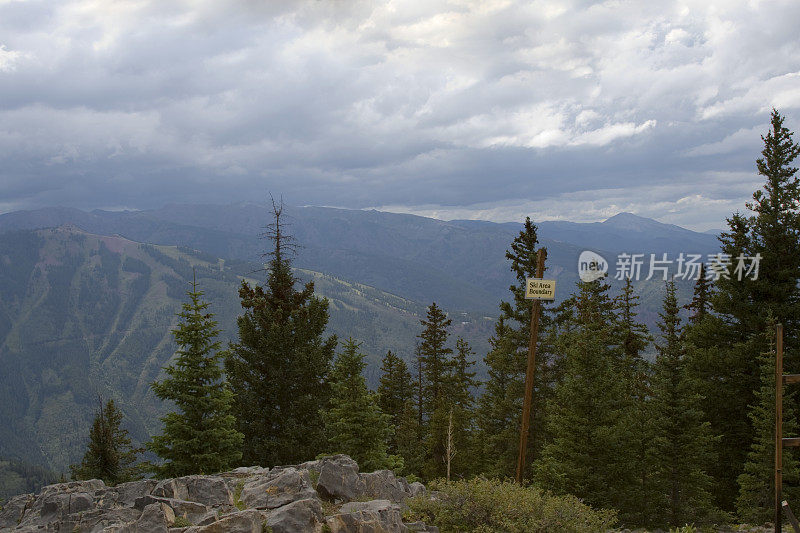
[253,194,300,278]
[445,407,456,481]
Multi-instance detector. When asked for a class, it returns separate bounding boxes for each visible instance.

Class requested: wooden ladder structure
[775,323,800,532]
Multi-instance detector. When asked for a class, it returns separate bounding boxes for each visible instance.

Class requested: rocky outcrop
[327,500,407,533]
[0,455,434,532]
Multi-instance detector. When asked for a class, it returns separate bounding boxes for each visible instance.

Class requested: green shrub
[172,516,192,528]
[405,478,617,533]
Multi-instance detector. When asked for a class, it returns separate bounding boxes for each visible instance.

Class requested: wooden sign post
[516,248,555,483]
[774,324,800,532]
[777,323,784,532]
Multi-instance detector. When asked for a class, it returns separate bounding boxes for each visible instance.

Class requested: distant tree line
[70,110,800,529]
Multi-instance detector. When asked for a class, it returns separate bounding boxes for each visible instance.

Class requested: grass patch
[233,480,246,511]
[321,500,339,517]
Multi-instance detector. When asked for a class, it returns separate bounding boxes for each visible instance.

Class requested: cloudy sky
[1,0,798,231]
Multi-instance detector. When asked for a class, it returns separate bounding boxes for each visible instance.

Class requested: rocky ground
[0,455,438,532]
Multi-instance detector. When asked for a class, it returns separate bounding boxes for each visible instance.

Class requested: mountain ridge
[0,226,493,474]
[0,203,721,315]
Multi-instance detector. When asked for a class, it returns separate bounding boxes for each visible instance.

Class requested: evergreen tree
[650,280,717,526]
[418,302,454,478]
[684,264,711,324]
[148,276,243,477]
[690,110,800,511]
[475,318,522,477]
[615,277,650,361]
[534,278,632,516]
[377,350,413,455]
[419,302,454,411]
[447,338,480,478]
[736,321,800,524]
[476,218,557,479]
[324,338,395,471]
[396,343,426,477]
[414,343,425,430]
[687,212,757,509]
[451,338,479,418]
[746,110,800,340]
[683,266,732,511]
[225,200,337,466]
[613,277,658,526]
[396,398,426,477]
[70,399,142,485]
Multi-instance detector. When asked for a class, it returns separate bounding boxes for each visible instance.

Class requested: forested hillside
[0,227,492,475]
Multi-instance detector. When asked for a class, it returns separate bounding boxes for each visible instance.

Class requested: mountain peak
[601,212,669,232]
[602,212,651,224]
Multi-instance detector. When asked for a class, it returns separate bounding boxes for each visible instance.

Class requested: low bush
[405,477,617,533]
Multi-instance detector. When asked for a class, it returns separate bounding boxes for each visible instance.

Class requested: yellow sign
[525,278,556,300]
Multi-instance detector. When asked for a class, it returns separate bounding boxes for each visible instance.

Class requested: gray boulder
[62,507,142,532]
[360,470,410,503]
[0,493,33,528]
[152,475,233,507]
[114,478,158,507]
[186,476,234,507]
[240,467,318,510]
[221,466,270,479]
[184,509,265,532]
[14,479,106,528]
[315,455,365,502]
[127,501,174,533]
[265,498,323,533]
[296,459,321,472]
[328,499,408,533]
[196,509,220,525]
[407,482,425,498]
[94,479,155,509]
[134,494,209,524]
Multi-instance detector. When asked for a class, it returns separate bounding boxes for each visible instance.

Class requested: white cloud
[0,44,24,71]
[0,0,797,228]
[684,125,764,157]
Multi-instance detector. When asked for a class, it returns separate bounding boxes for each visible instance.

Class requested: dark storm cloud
[0,0,798,229]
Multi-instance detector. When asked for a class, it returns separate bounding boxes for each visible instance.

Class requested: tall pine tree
[534,278,632,516]
[148,275,243,477]
[475,318,522,478]
[225,200,337,466]
[394,344,427,477]
[447,338,479,478]
[746,110,800,341]
[736,320,800,524]
[650,280,717,527]
[377,350,413,456]
[613,277,657,526]
[690,110,800,511]
[324,338,395,472]
[476,218,557,479]
[418,302,454,478]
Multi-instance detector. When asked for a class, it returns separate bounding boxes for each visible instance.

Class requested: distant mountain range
[0,204,721,316]
[0,204,724,475]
